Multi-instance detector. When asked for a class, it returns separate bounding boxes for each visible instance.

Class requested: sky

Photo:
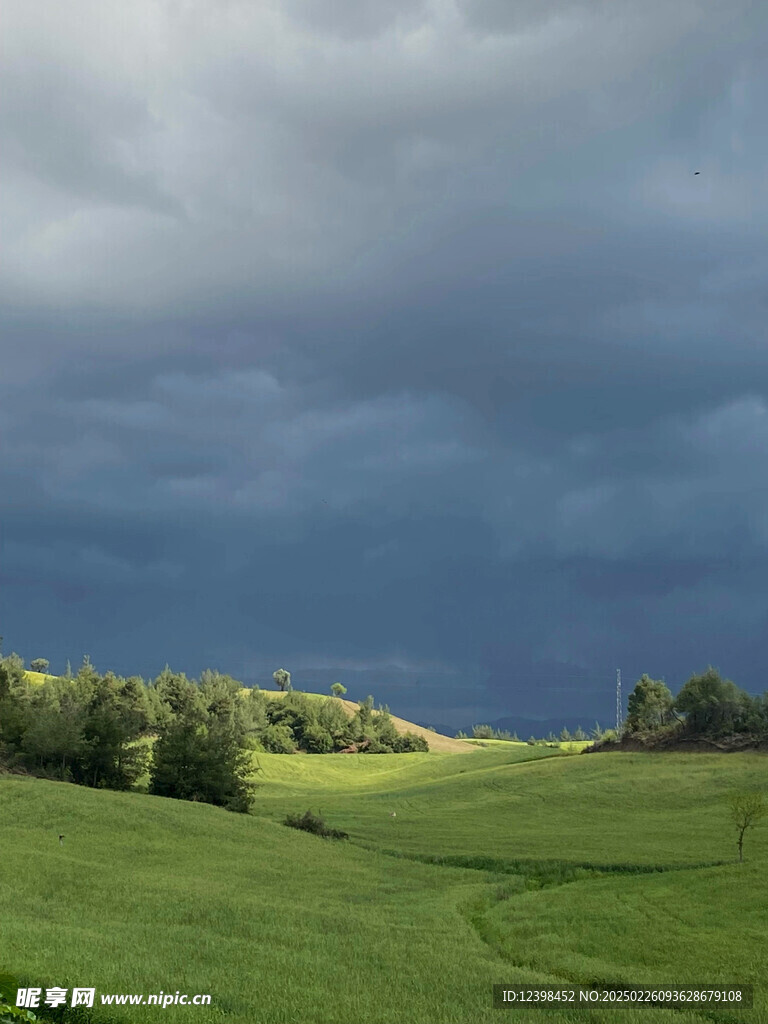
[2,0,767,730]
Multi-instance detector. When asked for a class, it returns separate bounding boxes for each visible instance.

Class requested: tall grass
[1,746,766,1023]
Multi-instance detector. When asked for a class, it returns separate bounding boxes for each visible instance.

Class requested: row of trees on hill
[0,654,427,811]
[457,723,603,742]
[622,667,768,743]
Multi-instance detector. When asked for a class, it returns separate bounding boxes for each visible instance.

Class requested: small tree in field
[331,682,347,698]
[729,791,766,863]
[30,658,50,674]
[273,668,291,692]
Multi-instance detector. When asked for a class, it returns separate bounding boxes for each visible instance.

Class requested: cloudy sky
[2,0,766,729]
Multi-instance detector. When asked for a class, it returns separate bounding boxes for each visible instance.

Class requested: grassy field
[2,743,766,1023]
[22,670,59,686]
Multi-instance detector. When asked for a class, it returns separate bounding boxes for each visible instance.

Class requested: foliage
[0,658,150,788]
[262,723,296,753]
[729,790,766,862]
[330,682,347,697]
[471,724,518,741]
[272,668,291,691]
[391,732,429,753]
[29,659,49,675]
[283,809,348,839]
[0,973,36,1022]
[626,675,674,733]
[674,666,755,737]
[149,670,255,812]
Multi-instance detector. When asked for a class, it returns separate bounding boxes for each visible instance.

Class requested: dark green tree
[150,692,253,811]
[29,658,50,674]
[626,675,674,733]
[674,667,753,736]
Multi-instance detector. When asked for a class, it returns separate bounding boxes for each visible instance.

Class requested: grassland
[22,671,59,686]
[2,732,766,1023]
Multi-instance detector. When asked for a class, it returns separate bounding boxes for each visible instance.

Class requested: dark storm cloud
[2,0,767,726]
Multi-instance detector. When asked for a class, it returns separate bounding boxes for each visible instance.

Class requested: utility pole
[616,668,622,733]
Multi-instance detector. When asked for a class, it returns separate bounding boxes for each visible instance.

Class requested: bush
[392,732,429,752]
[262,723,296,753]
[363,736,394,753]
[301,725,333,754]
[283,809,348,839]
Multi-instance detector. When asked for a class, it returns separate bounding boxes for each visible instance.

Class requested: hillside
[2,748,766,1023]
[259,689,473,753]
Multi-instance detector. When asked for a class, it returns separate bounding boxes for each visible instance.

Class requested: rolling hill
[2,744,766,1023]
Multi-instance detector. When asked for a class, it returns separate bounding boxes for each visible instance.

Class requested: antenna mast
[616,668,622,733]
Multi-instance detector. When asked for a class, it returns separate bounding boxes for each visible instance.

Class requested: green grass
[2,747,766,1023]
[463,738,593,752]
[22,671,59,686]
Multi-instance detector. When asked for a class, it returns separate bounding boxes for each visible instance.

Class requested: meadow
[1,734,766,1023]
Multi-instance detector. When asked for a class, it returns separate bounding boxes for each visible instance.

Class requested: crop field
[1,745,766,1023]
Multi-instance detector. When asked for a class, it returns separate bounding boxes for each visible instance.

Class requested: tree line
[0,654,427,813]
[457,723,604,742]
[620,666,768,744]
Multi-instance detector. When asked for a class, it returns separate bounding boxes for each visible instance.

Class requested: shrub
[301,725,333,754]
[283,809,348,840]
[363,736,394,754]
[392,732,429,752]
[262,724,295,753]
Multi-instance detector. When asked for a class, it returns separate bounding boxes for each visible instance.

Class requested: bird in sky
[694,171,700,175]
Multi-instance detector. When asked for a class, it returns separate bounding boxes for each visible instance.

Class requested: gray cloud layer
[2,0,766,726]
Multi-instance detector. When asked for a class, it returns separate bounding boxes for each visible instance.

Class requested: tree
[262,723,295,753]
[79,673,149,790]
[626,675,674,733]
[573,725,586,741]
[273,668,291,692]
[674,667,752,736]
[30,658,50,674]
[729,791,766,863]
[591,722,604,740]
[350,695,375,741]
[392,732,428,753]
[150,692,253,811]
[559,727,571,742]
[330,682,347,698]
[0,654,25,701]
[316,697,353,750]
